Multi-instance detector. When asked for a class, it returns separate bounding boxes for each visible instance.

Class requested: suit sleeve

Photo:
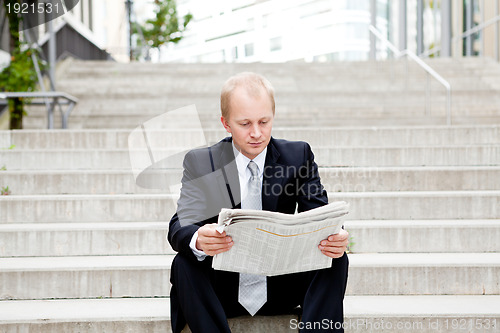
[168,150,212,258]
[296,142,328,213]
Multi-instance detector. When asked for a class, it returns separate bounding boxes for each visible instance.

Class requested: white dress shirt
[189,142,268,260]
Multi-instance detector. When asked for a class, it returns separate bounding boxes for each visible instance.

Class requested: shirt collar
[232,142,267,177]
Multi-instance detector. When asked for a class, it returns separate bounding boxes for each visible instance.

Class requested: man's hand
[318,229,349,258]
[196,223,233,256]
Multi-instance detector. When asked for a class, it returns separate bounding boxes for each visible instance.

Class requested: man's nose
[249,123,261,138]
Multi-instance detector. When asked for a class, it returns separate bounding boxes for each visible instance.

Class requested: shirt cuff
[189,230,207,261]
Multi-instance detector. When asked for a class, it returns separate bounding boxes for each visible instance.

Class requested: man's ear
[221,116,231,133]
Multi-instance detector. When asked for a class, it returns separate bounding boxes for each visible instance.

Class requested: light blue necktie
[238,160,267,316]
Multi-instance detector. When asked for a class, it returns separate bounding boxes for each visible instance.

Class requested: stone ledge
[2,296,500,333]
[181,315,299,333]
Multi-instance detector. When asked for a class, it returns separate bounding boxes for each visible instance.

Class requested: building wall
[481,0,500,60]
[33,0,129,62]
[152,0,500,63]
[159,0,389,63]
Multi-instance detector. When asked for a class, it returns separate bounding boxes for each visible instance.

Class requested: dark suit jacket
[168,136,328,260]
[168,137,328,256]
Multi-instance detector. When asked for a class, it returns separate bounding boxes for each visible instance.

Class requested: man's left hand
[318,229,349,258]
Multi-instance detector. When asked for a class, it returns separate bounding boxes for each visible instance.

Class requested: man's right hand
[196,223,233,256]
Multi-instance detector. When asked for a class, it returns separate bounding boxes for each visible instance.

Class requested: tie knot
[247,161,259,177]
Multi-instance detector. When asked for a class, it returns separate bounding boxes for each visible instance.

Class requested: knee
[170,253,211,284]
[170,253,194,284]
[319,253,349,282]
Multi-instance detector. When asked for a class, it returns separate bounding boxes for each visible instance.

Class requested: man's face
[221,87,274,160]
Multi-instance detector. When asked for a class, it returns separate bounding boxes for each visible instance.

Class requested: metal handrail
[421,15,500,59]
[133,21,152,61]
[24,29,53,114]
[3,26,78,129]
[454,14,500,59]
[0,92,78,129]
[369,25,452,125]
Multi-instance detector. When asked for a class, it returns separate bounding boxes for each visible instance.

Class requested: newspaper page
[212,201,349,276]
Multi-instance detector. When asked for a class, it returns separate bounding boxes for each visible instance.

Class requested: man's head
[220,72,275,160]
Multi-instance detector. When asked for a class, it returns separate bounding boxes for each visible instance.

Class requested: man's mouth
[249,142,262,147]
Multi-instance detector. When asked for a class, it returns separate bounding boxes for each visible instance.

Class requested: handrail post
[369,25,452,125]
[48,99,55,129]
[426,74,430,116]
[446,89,452,125]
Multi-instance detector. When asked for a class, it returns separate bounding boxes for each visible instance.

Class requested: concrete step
[57,81,495,97]
[1,145,498,170]
[2,219,498,258]
[0,222,174,257]
[50,59,500,129]
[0,194,177,223]
[0,255,172,300]
[320,166,500,192]
[345,219,500,253]
[0,298,298,333]
[0,298,172,332]
[0,131,9,148]
[1,295,500,332]
[60,58,499,78]
[312,145,499,167]
[59,60,469,76]
[23,99,500,118]
[57,75,496,93]
[4,126,499,149]
[59,79,498,95]
[329,191,499,220]
[2,166,499,195]
[0,170,173,195]
[1,191,498,223]
[1,253,498,300]
[65,99,490,116]
[343,295,500,333]
[346,253,500,295]
[23,113,500,129]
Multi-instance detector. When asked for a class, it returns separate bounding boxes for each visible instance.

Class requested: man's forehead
[232,114,273,121]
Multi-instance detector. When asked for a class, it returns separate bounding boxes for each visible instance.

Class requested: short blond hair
[220,72,275,120]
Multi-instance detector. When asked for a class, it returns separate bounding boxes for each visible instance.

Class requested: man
[168,72,349,333]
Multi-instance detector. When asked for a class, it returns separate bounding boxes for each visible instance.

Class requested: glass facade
[162,0,390,63]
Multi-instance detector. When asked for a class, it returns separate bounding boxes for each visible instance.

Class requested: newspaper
[212,201,349,276]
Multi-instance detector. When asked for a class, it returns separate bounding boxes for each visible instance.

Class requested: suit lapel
[214,138,241,208]
[262,138,284,212]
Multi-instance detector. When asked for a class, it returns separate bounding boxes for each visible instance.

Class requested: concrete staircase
[23,57,500,129]
[1,59,500,332]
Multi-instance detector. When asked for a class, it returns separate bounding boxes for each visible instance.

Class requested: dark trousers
[170,253,349,333]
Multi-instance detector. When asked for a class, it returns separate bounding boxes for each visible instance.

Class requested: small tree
[0,0,39,130]
[133,0,192,61]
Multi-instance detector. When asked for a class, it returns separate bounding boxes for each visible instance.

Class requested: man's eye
[241,123,249,126]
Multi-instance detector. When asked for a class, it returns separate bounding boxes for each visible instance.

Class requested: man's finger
[320,239,348,247]
[328,232,349,242]
[200,236,232,244]
[199,229,226,238]
[320,250,344,259]
[202,240,233,249]
[322,243,346,249]
[205,243,234,255]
